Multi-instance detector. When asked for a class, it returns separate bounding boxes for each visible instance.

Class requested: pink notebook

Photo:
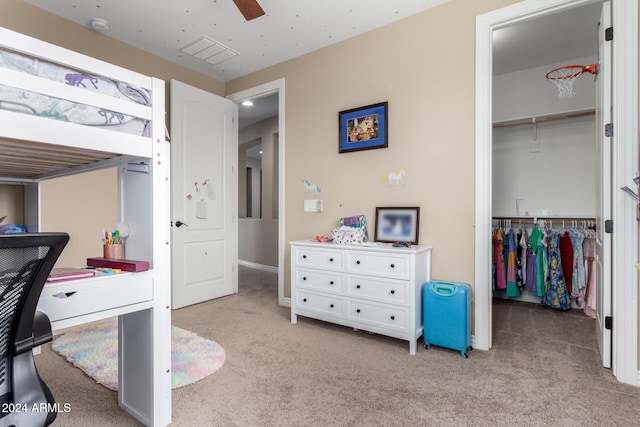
[47,267,96,283]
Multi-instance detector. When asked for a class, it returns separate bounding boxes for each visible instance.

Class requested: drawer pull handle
[356,284,361,289]
[302,255,307,259]
[329,258,334,262]
[330,281,334,285]
[390,315,395,320]
[53,291,77,299]
[390,290,395,294]
[356,260,361,265]
[302,277,307,281]
[356,309,361,313]
[390,264,395,268]
[303,298,307,302]
[330,304,334,308]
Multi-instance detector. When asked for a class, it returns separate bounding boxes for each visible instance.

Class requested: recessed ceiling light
[242,100,254,106]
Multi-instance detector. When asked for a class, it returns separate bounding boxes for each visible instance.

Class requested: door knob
[175,220,189,227]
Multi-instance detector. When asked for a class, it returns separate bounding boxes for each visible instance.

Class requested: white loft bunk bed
[0,26,171,426]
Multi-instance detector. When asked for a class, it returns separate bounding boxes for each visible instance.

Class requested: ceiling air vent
[180,36,238,66]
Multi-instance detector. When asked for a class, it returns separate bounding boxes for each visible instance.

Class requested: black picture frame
[374,207,420,244]
[339,102,388,153]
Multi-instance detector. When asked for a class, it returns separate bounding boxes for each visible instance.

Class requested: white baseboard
[238,259,278,273]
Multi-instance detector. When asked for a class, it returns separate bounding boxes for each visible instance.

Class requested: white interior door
[170,80,238,309]
[595,1,612,369]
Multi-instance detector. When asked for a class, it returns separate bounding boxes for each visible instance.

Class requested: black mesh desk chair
[0,233,69,427]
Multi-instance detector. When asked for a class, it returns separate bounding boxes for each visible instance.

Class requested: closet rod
[493,216,597,231]
[492,109,595,129]
[493,216,595,221]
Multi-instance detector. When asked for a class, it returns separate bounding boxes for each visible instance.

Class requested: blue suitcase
[422,281,472,358]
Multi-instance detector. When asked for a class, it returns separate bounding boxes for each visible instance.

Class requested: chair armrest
[33,311,53,347]
[15,311,54,354]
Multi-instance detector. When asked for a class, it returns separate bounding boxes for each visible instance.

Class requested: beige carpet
[36,265,640,426]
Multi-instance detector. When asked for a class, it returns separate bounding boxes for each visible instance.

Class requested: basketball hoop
[546,64,598,98]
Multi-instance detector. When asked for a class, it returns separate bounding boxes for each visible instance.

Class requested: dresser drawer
[296,290,344,317]
[294,269,344,294]
[294,247,344,271]
[346,252,409,280]
[346,300,408,332]
[38,273,153,322]
[346,276,408,305]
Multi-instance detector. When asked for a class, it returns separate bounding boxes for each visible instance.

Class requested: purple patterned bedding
[0,49,151,136]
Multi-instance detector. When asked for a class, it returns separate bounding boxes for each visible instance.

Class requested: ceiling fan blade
[232,0,265,21]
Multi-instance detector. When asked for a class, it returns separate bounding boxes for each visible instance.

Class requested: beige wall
[226,0,517,298]
[39,169,118,267]
[0,184,24,227]
[0,0,225,267]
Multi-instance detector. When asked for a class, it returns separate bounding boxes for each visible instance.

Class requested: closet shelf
[492,109,595,129]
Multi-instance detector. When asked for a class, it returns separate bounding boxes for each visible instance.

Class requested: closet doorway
[492,2,610,365]
[228,79,286,306]
[476,0,639,386]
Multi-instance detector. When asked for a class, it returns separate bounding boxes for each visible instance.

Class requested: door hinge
[605,27,613,41]
[605,316,613,330]
[604,219,613,234]
[605,123,613,137]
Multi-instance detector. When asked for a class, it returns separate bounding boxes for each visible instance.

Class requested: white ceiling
[24,0,450,82]
[23,0,604,129]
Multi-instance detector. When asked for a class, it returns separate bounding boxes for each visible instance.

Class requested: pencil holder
[103,243,124,259]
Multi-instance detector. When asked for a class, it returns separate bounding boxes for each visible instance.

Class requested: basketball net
[546,64,598,98]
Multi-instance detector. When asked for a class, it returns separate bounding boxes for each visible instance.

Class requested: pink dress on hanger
[582,236,597,318]
[493,228,506,290]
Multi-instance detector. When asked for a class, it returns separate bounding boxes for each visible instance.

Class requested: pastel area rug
[52,320,226,391]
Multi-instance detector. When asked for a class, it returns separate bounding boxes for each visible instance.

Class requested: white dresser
[290,240,432,354]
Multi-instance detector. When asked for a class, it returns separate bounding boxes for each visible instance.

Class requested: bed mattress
[0,49,150,135]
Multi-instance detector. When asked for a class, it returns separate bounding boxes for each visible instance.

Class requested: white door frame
[227,78,287,306]
[475,0,638,385]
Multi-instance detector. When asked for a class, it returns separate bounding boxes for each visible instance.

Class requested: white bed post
[117,77,172,426]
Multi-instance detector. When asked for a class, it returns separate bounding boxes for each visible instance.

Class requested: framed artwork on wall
[339,102,388,153]
[374,206,420,244]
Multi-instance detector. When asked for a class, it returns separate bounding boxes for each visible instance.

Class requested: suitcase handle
[430,282,459,297]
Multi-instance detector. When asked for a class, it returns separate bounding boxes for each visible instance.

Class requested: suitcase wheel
[460,346,473,358]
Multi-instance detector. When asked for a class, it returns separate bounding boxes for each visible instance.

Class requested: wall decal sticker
[302,179,321,193]
[381,168,406,187]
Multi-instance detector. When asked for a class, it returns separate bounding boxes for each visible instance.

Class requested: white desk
[37,270,170,426]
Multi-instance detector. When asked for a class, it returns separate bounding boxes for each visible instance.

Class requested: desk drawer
[38,273,153,322]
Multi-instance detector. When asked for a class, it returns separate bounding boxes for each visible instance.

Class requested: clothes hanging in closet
[492,221,597,317]
[505,228,519,297]
[541,231,570,310]
[493,227,506,290]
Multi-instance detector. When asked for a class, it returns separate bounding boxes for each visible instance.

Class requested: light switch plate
[304,199,323,212]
